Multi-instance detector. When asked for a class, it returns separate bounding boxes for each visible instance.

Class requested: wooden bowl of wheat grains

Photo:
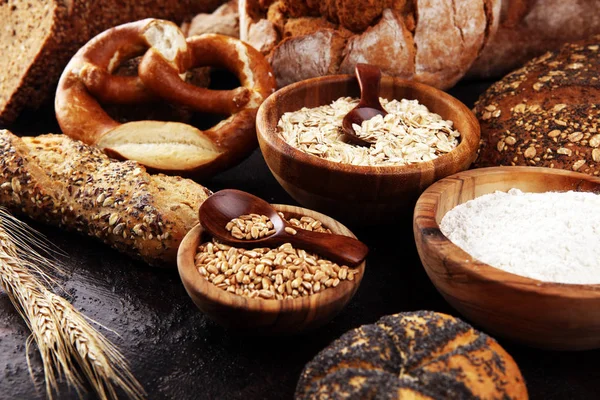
[413,166,600,351]
[255,73,480,226]
[177,204,365,334]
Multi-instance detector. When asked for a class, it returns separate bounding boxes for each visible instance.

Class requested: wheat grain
[49,294,144,400]
[0,208,144,400]
[0,248,70,399]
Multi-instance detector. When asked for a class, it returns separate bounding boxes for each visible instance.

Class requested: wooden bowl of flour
[413,166,600,350]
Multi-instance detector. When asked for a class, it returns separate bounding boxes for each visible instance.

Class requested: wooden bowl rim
[177,204,366,314]
[256,73,480,177]
[414,165,600,297]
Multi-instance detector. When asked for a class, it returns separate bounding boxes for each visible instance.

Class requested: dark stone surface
[1,80,600,400]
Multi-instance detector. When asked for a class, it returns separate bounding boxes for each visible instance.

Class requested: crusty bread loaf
[0,0,225,125]
[239,0,501,89]
[181,0,240,38]
[296,311,528,399]
[467,0,600,79]
[0,130,212,267]
[472,34,600,174]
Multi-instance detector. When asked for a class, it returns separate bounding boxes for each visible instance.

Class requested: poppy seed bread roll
[472,34,600,174]
[295,311,528,399]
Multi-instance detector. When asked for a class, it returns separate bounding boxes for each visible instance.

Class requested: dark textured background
[1,79,599,400]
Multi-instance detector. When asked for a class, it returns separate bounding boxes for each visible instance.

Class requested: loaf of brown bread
[0,0,225,125]
[467,0,600,79]
[296,311,528,399]
[472,34,600,174]
[239,0,501,89]
[0,130,212,267]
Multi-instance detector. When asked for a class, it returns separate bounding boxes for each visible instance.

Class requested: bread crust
[295,311,528,399]
[472,34,600,174]
[0,130,212,267]
[240,0,500,89]
[183,0,240,38]
[468,0,600,79]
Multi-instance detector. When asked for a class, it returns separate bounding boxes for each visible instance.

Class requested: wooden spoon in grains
[198,189,368,267]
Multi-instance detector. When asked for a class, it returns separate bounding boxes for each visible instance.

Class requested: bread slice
[0,0,225,125]
[0,130,212,267]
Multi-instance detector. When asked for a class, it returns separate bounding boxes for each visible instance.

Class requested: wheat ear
[0,209,145,400]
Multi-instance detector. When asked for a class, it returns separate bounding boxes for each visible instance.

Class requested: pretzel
[55,19,277,179]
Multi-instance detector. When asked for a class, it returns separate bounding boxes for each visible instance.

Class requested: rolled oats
[278,97,461,166]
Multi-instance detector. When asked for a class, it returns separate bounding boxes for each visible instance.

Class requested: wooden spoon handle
[283,228,368,267]
[355,63,383,110]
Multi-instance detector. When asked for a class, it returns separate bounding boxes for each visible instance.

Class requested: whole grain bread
[467,0,600,79]
[0,0,225,125]
[472,34,600,174]
[0,130,212,267]
[239,0,501,89]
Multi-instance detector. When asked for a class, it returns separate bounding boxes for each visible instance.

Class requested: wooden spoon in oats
[198,189,368,267]
[341,63,388,147]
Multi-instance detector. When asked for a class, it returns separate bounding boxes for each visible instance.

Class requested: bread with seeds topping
[295,311,528,399]
[472,34,600,174]
[0,129,212,267]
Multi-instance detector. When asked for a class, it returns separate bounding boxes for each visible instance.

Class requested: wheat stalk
[0,255,71,399]
[49,294,145,400]
[0,208,145,400]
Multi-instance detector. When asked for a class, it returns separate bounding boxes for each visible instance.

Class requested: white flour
[439,188,600,284]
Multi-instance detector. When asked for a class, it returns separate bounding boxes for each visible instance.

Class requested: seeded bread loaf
[0,129,212,267]
[239,0,501,89]
[295,311,528,399]
[0,0,225,125]
[472,34,600,174]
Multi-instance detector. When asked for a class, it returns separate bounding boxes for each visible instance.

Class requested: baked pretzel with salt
[55,18,276,180]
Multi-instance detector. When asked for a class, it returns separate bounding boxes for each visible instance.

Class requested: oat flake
[440,188,600,284]
[278,97,460,166]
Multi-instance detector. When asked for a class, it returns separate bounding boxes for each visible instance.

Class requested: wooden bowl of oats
[413,166,600,350]
[177,203,366,335]
[256,71,480,226]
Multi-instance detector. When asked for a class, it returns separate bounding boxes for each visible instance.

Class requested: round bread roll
[472,34,600,174]
[295,311,528,399]
[239,0,501,90]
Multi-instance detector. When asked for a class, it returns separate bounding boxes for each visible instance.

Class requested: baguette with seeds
[0,129,212,267]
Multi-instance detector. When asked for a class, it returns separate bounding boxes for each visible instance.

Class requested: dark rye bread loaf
[0,130,212,267]
[472,34,600,173]
[295,311,528,400]
[0,0,225,125]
